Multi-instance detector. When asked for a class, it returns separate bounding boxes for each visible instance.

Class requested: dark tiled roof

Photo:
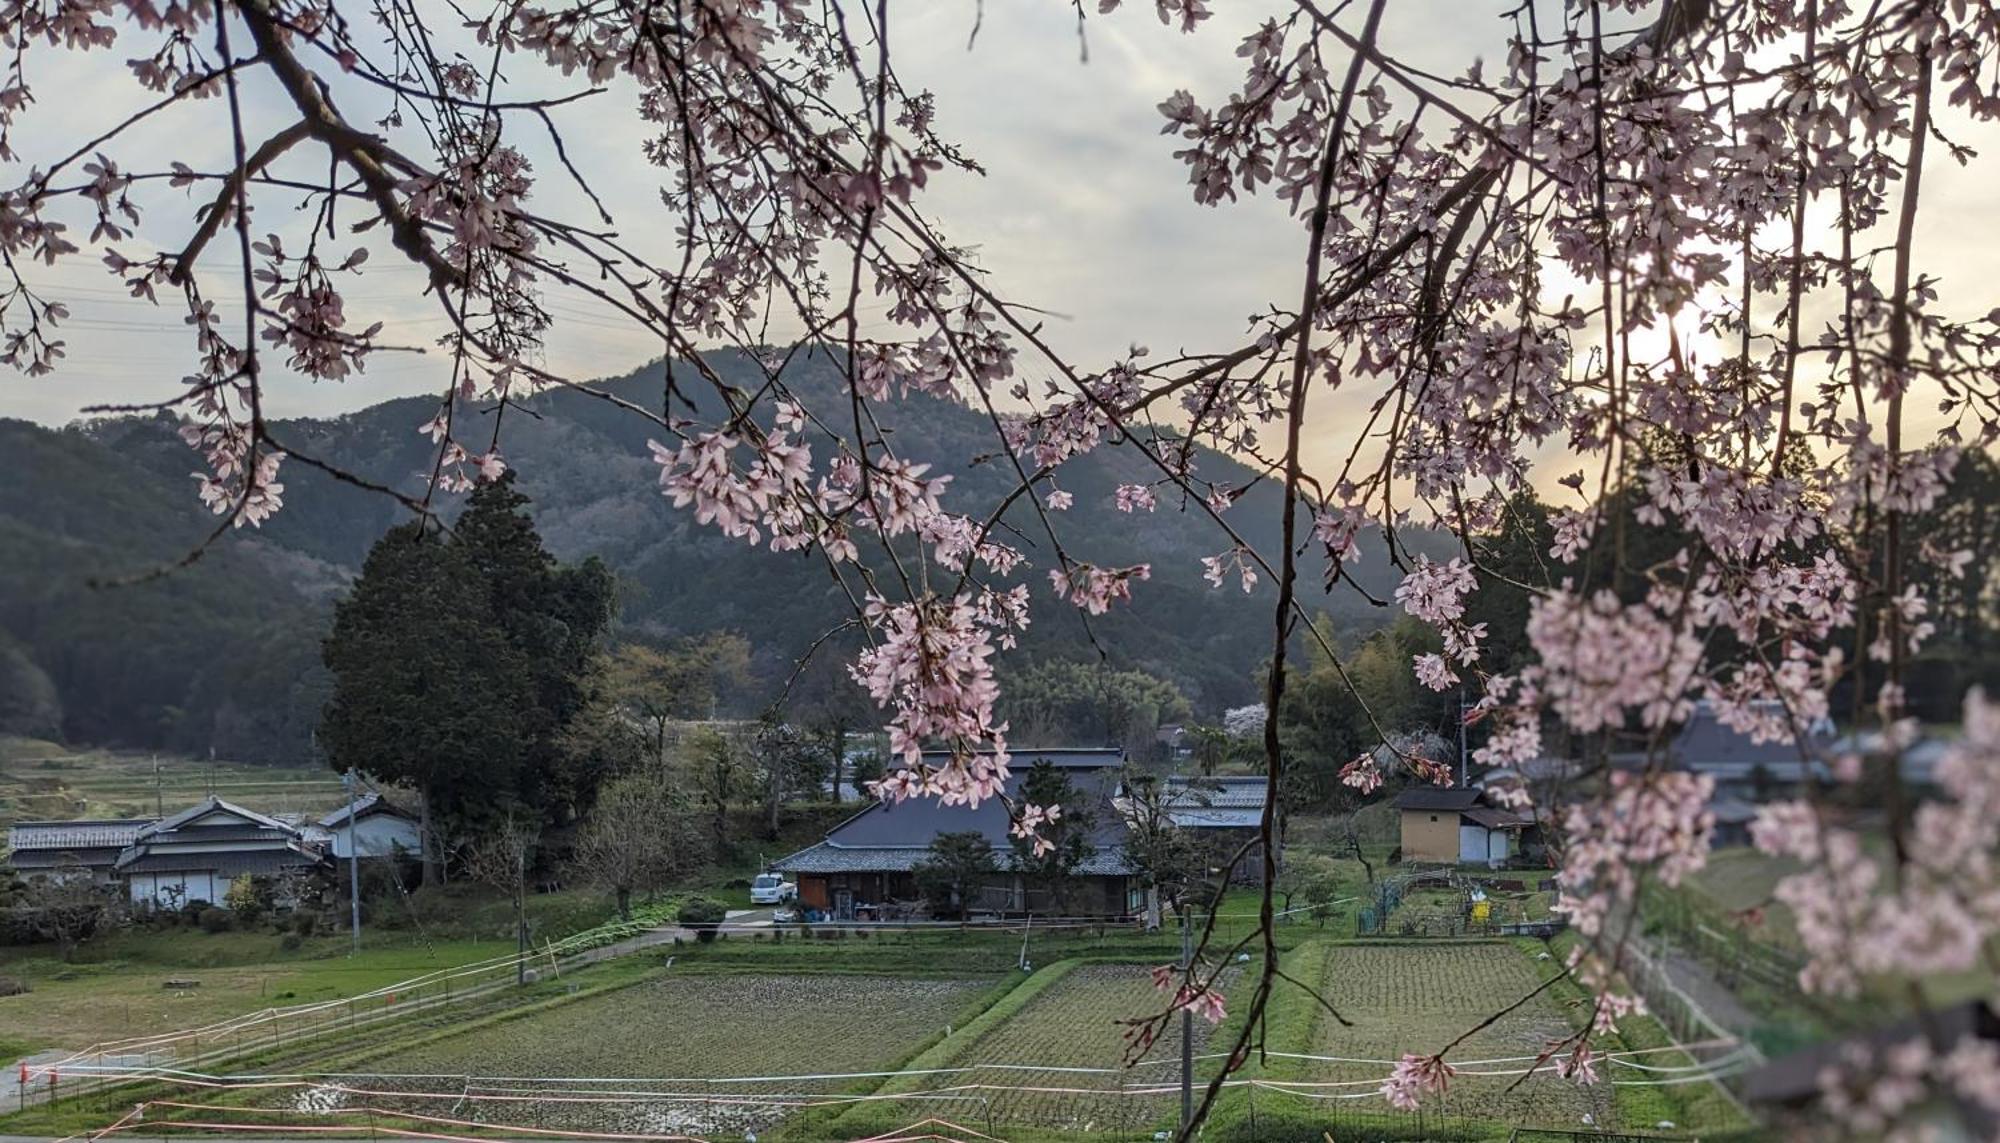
[1394,787,1482,811]
[1461,806,1531,829]
[116,848,324,876]
[1162,776,1267,810]
[776,840,1137,877]
[8,819,152,851]
[137,797,297,841]
[317,792,415,829]
[7,846,127,870]
[774,748,1133,874]
[776,844,928,874]
[1672,702,1834,773]
[814,751,1129,851]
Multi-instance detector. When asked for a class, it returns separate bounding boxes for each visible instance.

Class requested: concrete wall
[1401,810,1460,862]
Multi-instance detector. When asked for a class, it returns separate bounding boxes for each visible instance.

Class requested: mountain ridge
[0,349,1439,762]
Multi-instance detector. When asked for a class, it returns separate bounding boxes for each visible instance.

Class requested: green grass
[0,934,520,1052]
[3,929,1760,1142]
[1537,933,1751,1135]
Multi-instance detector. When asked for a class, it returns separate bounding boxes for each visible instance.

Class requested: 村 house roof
[1393,788,1483,811]
[1158,777,1267,830]
[775,841,1137,877]
[1461,806,1531,830]
[7,846,129,870]
[773,748,1131,873]
[8,819,153,852]
[317,793,415,829]
[1161,776,1267,810]
[1671,702,1834,777]
[1708,795,1760,825]
[116,844,325,876]
[137,796,299,840]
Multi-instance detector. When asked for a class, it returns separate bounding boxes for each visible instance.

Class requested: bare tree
[463,814,539,983]
[571,773,701,921]
[685,727,743,862]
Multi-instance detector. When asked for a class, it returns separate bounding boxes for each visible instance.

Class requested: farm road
[1654,940,1761,1034]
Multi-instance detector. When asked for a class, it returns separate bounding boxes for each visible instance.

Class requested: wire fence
[12,912,1218,1114]
[29,1042,1756,1142]
[15,914,679,1112]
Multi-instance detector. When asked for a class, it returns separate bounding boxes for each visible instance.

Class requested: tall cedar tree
[320,476,613,865]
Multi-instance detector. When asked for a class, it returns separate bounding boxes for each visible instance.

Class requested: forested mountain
[0,349,1438,764]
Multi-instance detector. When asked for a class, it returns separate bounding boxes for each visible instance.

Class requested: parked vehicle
[749,872,797,905]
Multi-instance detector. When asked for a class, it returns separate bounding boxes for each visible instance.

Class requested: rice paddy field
[328,972,1001,1137]
[1301,943,1613,1127]
[33,937,1747,1141]
[834,962,1238,1137]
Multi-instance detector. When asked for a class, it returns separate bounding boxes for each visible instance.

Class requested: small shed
[1394,788,1532,866]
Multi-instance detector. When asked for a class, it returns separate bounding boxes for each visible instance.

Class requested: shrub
[292,911,320,937]
[279,933,304,952]
[224,875,281,924]
[677,896,727,943]
[197,907,233,934]
[0,974,29,997]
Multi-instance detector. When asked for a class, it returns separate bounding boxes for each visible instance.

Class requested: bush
[677,896,727,943]
[279,933,304,952]
[197,907,233,934]
[224,875,271,922]
[0,974,28,997]
[292,910,320,937]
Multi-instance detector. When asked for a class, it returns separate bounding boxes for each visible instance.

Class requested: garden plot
[869,962,1235,1135]
[1296,943,1616,1128]
[297,972,993,1138]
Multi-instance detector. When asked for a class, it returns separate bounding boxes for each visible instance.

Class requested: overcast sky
[0,2,1988,485]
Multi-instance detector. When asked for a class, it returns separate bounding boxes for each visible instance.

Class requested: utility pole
[153,754,162,818]
[515,841,528,986]
[1179,903,1193,1135]
[343,769,361,955]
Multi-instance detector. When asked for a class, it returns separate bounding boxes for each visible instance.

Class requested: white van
[749,872,797,905]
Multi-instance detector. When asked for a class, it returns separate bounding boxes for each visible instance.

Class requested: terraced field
[0,737,346,828]
[343,972,997,1136]
[848,962,1235,1136]
[1303,943,1615,1127]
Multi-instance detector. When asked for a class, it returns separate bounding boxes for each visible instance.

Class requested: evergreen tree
[319,476,614,877]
